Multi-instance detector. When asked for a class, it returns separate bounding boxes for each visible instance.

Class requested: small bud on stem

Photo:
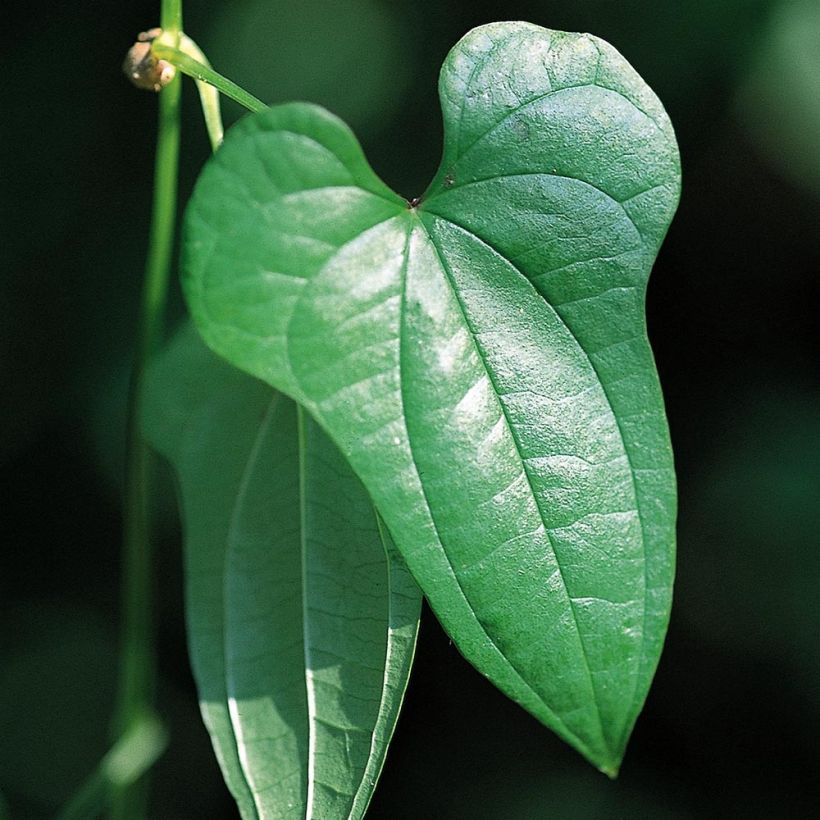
[123,28,176,92]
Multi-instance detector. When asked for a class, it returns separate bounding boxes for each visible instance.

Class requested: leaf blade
[143,325,421,818]
[182,21,680,772]
[298,408,421,818]
[422,23,680,757]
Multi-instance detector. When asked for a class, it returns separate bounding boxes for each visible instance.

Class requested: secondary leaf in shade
[143,324,421,818]
[183,22,680,773]
[223,386,421,819]
[143,325,263,819]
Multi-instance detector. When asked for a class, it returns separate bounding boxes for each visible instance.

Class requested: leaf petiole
[175,34,224,150]
[152,38,266,116]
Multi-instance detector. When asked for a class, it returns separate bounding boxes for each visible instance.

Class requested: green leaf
[183,21,680,773]
[143,324,421,818]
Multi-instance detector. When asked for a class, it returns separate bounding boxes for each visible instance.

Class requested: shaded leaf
[183,22,680,772]
[143,324,421,817]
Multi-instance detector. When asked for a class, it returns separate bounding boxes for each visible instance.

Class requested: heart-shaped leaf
[183,22,680,773]
[143,325,421,818]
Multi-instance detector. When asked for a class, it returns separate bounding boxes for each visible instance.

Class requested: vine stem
[111,1,182,817]
[103,8,262,816]
[58,3,263,816]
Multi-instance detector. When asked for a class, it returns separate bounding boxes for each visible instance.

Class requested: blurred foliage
[2,0,819,817]
[0,604,116,813]
[191,0,414,135]
[738,0,820,198]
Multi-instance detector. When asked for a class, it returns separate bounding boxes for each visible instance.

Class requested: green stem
[152,41,266,113]
[104,14,260,819]
[111,1,182,818]
[162,0,182,32]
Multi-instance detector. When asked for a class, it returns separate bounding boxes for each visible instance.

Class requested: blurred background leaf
[738,0,820,199]
[190,0,414,135]
[2,0,819,816]
[0,603,116,814]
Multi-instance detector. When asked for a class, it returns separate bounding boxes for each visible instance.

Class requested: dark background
[2,0,819,817]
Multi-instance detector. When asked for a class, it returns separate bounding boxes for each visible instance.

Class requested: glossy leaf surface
[183,22,681,773]
[143,325,421,817]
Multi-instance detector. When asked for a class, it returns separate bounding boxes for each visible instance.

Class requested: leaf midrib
[296,405,319,819]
